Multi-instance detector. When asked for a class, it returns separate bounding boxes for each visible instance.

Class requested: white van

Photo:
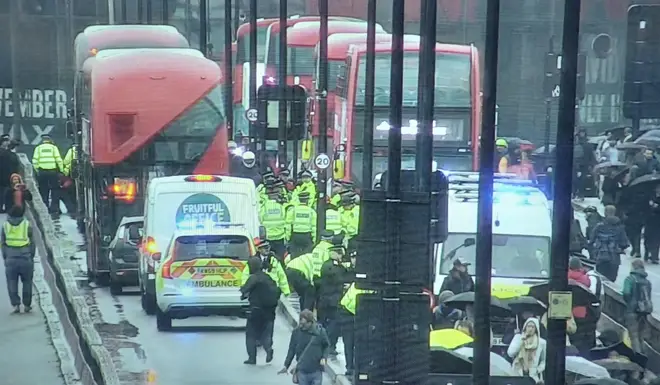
[138,174,261,314]
[433,172,552,299]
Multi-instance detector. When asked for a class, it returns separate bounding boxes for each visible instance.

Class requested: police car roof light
[185,175,221,182]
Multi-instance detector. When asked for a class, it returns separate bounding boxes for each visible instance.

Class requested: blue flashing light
[176,220,246,231]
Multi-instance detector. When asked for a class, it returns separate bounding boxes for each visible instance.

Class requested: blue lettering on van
[176,193,231,227]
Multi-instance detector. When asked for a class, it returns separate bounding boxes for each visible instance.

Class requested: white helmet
[242,151,256,168]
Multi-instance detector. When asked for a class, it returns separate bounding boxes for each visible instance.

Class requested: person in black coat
[440,258,475,295]
[317,246,351,356]
[0,136,20,213]
[240,256,281,365]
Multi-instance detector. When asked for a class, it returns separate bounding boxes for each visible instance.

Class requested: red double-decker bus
[232,18,278,105]
[314,33,415,141]
[285,22,385,138]
[334,41,481,186]
[79,48,228,284]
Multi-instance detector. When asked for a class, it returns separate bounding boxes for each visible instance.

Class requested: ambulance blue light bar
[176,221,246,230]
[184,175,221,182]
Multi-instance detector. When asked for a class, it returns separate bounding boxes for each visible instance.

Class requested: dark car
[109,216,144,295]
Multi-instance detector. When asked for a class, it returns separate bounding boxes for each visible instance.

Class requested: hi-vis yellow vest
[3,220,29,247]
[340,282,374,315]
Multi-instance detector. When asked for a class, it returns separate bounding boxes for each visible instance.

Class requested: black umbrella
[590,341,647,368]
[443,292,512,318]
[591,359,644,373]
[574,378,627,385]
[429,348,473,374]
[504,296,547,316]
[593,161,628,174]
[628,173,660,190]
[616,142,646,151]
[528,279,598,307]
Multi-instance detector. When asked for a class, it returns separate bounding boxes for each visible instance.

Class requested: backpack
[593,227,619,262]
[634,276,654,315]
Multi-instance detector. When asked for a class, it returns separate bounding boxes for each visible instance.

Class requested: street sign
[314,153,331,169]
[245,108,258,122]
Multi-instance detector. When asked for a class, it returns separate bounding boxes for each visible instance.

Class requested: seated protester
[433,290,463,329]
[507,317,546,384]
[4,173,32,211]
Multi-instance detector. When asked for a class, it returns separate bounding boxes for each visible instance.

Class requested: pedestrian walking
[240,256,281,365]
[1,206,36,313]
[32,134,63,214]
[589,205,629,282]
[278,309,329,385]
[0,135,20,213]
[622,258,653,353]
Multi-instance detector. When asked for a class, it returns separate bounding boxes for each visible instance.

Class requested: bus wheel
[156,310,172,331]
[141,288,157,315]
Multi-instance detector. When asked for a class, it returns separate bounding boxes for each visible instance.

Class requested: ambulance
[154,224,255,331]
[138,174,262,315]
[433,172,552,300]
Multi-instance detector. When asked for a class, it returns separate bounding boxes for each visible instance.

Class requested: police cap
[320,230,334,241]
[272,180,285,188]
[328,245,346,254]
[262,170,275,178]
[299,169,313,178]
[279,168,290,176]
[341,194,357,205]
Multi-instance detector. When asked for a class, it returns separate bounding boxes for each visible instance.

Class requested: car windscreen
[173,235,251,261]
[438,233,550,279]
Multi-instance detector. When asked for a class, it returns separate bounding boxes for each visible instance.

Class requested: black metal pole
[121,0,127,23]
[362,0,376,187]
[317,0,329,235]
[138,0,144,23]
[415,0,436,192]
[146,0,152,23]
[278,0,288,170]
[162,0,169,23]
[225,0,234,141]
[234,0,240,37]
[474,0,500,384]
[387,0,404,197]
[199,0,208,56]
[249,0,258,152]
[544,36,555,156]
[547,1,581,385]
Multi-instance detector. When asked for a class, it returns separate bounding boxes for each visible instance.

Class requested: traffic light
[623,5,660,120]
[543,52,587,101]
[256,84,307,140]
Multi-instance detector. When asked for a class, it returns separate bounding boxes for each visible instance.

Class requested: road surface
[0,213,71,385]
[53,209,333,385]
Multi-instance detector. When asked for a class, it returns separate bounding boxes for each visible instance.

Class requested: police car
[433,172,552,299]
[139,174,261,315]
[153,223,256,331]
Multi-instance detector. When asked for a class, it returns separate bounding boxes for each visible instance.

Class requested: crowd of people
[235,165,363,385]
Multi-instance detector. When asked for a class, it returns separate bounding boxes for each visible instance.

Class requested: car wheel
[141,288,157,315]
[109,279,123,296]
[156,310,172,331]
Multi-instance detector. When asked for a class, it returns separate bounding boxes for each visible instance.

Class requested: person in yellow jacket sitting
[284,252,316,310]
[241,239,290,296]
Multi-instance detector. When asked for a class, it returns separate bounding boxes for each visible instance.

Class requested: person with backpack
[589,205,629,282]
[622,258,653,354]
[240,256,282,365]
[278,309,330,385]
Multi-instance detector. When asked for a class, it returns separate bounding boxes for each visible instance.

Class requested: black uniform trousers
[596,260,619,282]
[245,307,275,360]
[36,169,60,212]
[286,268,315,310]
[339,308,355,373]
[5,257,34,307]
[289,232,313,258]
[317,305,340,351]
[624,219,643,257]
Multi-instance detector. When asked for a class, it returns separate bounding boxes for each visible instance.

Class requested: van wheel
[109,280,123,296]
[141,289,157,315]
[156,311,172,331]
